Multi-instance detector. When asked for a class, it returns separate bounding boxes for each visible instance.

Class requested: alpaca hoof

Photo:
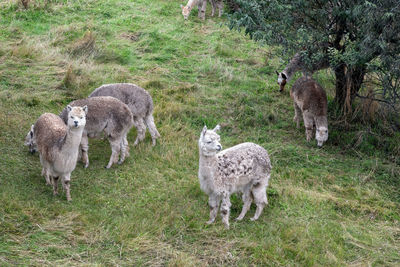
[206,220,214,225]
[223,223,230,229]
[117,160,124,165]
[235,217,244,221]
[250,217,257,221]
[84,164,89,169]
[67,197,72,201]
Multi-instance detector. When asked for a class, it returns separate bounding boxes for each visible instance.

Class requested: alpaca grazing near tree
[276,52,329,92]
[198,125,272,229]
[181,0,223,20]
[33,106,87,201]
[291,76,329,147]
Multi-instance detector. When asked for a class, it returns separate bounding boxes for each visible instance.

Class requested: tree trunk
[334,64,347,107]
[334,63,366,112]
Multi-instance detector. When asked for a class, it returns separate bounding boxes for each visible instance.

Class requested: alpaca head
[316,126,328,147]
[199,125,222,156]
[276,71,287,92]
[181,4,191,20]
[67,105,88,129]
[24,124,36,154]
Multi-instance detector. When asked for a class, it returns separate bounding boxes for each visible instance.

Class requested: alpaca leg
[62,174,72,201]
[236,187,253,221]
[52,176,59,196]
[217,0,223,17]
[206,194,220,225]
[220,192,231,229]
[118,135,129,165]
[80,134,90,168]
[293,102,302,129]
[106,138,121,169]
[303,112,314,142]
[250,178,269,221]
[133,118,146,146]
[42,167,51,185]
[209,0,216,16]
[198,0,207,20]
[122,134,130,158]
[144,114,160,146]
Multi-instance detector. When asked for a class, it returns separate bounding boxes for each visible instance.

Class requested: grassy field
[0,0,399,265]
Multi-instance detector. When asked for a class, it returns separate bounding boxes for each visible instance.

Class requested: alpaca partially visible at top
[181,0,223,20]
[276,52,329,92]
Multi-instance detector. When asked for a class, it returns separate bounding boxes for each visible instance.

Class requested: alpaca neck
[282,53,303,82]
[199,152,218,178]
[315,116,328,128]
[198,152,217,194]
[62,127,84,153]
[283,52,330,81]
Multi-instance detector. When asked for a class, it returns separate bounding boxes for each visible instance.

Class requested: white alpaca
[59,96,134,169]
[89,83,160,146]
[276,52,329,92]
[181,0,223,20]
[33,106,87,201]
[198,125,272,229]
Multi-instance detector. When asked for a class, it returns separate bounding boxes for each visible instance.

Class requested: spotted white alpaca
[89,83,160,146]
[291,76,328,147]
[181,0,223,20]
[276,52,329,92]
[198,125,272,229]
[60,96,134,169]
[33,106,87,201]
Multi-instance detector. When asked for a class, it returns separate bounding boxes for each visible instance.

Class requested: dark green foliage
[228,0,400,109]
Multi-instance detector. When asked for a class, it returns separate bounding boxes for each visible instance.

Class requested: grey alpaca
[291,76,328,147]
[89,83,160,146]
[33,106,87,201]
[60,96,134,169]
[198,125,272,229]
[276,52,329,92]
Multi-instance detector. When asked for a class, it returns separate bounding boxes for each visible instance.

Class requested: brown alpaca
[291,76,328,147]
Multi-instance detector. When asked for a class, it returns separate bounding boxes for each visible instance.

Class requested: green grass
[0,0,399,265]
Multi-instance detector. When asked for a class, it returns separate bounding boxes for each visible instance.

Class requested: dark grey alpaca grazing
[291,77,328,147]
[89,83,160,146]
[276,52,329,92]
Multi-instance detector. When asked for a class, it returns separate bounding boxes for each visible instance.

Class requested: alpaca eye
[207,141,212,144]
[80,117,83,119]
[70,116,74,119]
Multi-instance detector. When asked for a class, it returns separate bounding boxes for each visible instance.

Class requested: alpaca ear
[180,4,184,9]
[201,125,207,136]
[82,105,88,114]
[67,105,72,112]
[275,70,280,76]
[213,125,221,132]
[281,73,287,80]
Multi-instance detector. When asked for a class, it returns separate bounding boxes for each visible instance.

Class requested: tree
[228,0,400,112]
